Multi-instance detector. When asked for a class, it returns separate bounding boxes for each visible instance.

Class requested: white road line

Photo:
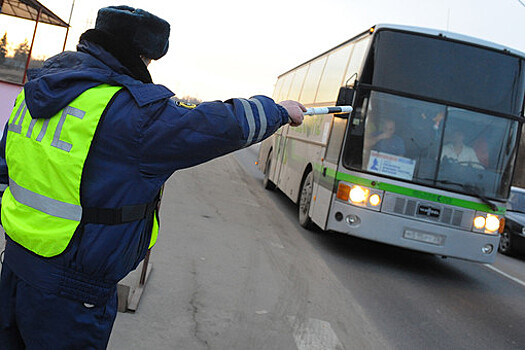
[483,264,525,288]
[287,316,344,350]
[269,241,285,249]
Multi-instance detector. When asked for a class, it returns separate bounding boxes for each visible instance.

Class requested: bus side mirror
[335,87,355,119]
[336,87,355,107]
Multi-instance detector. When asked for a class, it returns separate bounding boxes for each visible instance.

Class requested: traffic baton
[289,105,353,124]
[304,106,353,115]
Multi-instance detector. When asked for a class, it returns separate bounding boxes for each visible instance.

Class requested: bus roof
[375,23,525,57]
[278,23,525,78]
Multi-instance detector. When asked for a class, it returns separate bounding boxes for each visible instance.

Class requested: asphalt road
[108,146,525,349]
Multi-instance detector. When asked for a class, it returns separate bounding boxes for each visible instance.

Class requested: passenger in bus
[367,118,406,156]
[441,130,483,168]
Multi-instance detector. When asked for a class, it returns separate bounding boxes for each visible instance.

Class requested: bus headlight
[472,211,501,234]
[473,216,486,230]
[369,194,381,206]
[337,182,384,211]
[485,214,500,232]
[350,186,368,204]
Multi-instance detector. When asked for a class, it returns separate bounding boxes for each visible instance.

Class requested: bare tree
[0,33,7,64]
[14,39,30,62]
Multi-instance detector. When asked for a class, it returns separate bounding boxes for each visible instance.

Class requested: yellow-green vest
[1,84,159,257]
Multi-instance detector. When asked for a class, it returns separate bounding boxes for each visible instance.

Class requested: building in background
[0,0,69,132]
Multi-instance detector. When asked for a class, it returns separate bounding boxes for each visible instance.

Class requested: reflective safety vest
[1,84,160,257]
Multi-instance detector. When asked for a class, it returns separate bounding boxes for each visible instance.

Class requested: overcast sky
[1,0,524,101]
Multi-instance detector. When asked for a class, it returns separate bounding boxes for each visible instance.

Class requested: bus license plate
[403,229,445,246]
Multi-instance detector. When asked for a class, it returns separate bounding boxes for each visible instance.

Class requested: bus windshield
[371,30,525,116]
[343,91,519,200]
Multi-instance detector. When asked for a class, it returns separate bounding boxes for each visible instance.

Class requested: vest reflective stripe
[9,177,82,221]
[1,84,122,257]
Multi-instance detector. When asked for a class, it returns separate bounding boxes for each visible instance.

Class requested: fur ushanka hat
[95,5,170,60]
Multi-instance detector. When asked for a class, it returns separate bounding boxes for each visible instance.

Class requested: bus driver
[441,130,483,168]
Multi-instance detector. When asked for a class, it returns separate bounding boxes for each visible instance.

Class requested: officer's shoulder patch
[175,101,197,109]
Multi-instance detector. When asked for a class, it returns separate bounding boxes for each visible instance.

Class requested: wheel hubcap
[500,232,511,251]
[300,175,312,215]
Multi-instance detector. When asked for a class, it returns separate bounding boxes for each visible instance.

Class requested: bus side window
[288,65,308,102]
[343,37,371,87]
[316,45,352,103]
[272,78,284,101]
[301,57,327,104]
[278,72,294,102]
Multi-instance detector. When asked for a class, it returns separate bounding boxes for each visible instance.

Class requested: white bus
[258,24,525,263]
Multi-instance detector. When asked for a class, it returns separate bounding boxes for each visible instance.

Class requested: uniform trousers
[0,262,118,349]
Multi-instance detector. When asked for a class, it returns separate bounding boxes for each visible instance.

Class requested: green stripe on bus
[281,137,504,214]
[324,168,504,214]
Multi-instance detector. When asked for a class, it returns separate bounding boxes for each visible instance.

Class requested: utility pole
[22,8,42,84]
[62,0,76,52]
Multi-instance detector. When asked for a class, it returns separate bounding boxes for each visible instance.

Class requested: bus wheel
[498,231,514,256]
[298,170,314,229]
[263,151,276,190]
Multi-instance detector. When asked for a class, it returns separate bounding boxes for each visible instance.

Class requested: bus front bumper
[326,200,500,264]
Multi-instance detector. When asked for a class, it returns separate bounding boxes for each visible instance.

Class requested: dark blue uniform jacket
[0,40,288,291]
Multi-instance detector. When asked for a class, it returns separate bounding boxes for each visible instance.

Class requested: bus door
[270,125,290,187]
[310,117,348,229]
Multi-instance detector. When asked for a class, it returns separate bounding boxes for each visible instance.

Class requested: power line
[518,0,525,7]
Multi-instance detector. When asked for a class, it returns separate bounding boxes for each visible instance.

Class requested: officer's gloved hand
[279,100,306,127]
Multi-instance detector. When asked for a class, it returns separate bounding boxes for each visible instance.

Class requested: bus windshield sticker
[367,151,416,180]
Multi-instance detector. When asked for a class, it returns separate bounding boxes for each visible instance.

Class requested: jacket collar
[24,41,174,119]
[79,29,152,84]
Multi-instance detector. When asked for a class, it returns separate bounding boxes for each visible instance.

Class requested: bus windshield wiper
[435,180,499,212]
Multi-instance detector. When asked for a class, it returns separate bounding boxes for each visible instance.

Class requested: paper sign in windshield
[367,151,416,180]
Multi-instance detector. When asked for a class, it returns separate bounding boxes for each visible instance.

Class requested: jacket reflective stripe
[239,99,256,145]
[9,177,82,221]
[250,98,267,142]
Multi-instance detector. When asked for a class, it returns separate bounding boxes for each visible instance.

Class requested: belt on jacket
[3,237,115,306]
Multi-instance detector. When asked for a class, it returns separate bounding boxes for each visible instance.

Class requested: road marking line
[483,264,525,288]
[270,241,285,249]
[287,316,344,350]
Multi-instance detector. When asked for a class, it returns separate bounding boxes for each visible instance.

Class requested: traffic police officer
[0,5,305,349]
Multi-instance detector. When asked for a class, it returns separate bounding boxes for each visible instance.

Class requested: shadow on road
[502,251,525,263]
[310,227,475,283]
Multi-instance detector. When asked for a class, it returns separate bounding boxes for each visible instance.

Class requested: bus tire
[263,151,276,191]
[498,230,514,256]
[298,170,314,229]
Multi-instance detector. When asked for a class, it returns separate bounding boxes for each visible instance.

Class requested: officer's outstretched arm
[139,96,292,175]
